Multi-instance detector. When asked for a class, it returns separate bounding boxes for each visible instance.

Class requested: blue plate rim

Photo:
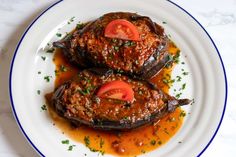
[8,0,228,157]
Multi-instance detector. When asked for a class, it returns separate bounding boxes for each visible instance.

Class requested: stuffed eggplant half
[51,68,191,131]
[53,12,172,79]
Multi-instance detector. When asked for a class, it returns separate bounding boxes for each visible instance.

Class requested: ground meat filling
[58,70,166,124]
[58,12,169,76]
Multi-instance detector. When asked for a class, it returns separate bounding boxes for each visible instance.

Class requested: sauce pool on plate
[46,41,185,156]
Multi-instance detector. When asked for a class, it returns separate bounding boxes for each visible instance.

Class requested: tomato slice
[104,19,140,41]
[96,80,134,101]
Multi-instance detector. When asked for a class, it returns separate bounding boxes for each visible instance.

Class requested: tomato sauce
[47,41,185,156]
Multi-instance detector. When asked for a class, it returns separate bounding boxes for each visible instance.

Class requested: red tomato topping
[104,19,140,41]
[96,80,134,101]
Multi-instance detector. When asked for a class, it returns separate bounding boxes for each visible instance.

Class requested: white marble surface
[0,0,235,157]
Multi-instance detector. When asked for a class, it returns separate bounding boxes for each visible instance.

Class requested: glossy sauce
[48,41,184,156]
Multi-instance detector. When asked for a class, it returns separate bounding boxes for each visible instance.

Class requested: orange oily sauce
[49,41,184,156]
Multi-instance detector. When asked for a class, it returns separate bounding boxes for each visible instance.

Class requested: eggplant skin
[53,12,172,80]
[51,68,191,131]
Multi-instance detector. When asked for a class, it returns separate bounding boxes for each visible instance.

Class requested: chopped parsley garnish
[162,78,175,87]
[112,38,117,43]
[182,83,186,90]
[176,76,182,82]
[167,117,176,122]
[123,116,129,121]
[56,33,62,37]
[76,23,84,29]
[150,140,156,145]
[182,72,189,76]
[114,46,119,51]
[38,71,41,74]
[83,136,104,154]
[141,150,146,154]
[162,78,169,84]
[68,145,76,151]
[164,128,170,135]
[191,98,195,105]
[84,136,90,147]
[37,90,41,95]
[54,70,59,76]
[181,62,185,64]
[78,88,91,95]
[175,93,182,99]
[59,65,67,72]
[61,139,69,144]
[124,41,136,47]
[44,76,52,82]
[100,138,105,148]
[69,16,75,22]
[46,48,55,53]
[173,51,180,64]
[162,21,167,24]
[179,111,186,117]
[41,56,46,61]
[41,104,47,111]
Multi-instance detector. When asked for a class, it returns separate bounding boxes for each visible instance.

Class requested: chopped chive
[162,21,167,24]
[38,71,41,74]
[37,90,41,95]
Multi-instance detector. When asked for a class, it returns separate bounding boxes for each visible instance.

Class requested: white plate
[9,0,227,157]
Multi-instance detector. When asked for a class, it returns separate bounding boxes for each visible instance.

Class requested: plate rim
[8,0,228,157]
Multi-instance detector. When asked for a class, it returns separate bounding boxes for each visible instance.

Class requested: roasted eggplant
[50,68,190,131]
[53,12,172,79]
